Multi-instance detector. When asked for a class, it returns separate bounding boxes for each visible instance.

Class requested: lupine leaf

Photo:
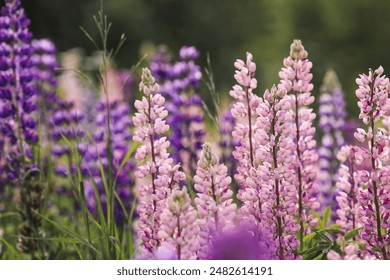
[344,227,363,240]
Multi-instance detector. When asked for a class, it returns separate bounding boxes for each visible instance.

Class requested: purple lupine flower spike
[82,100,135,224]
[318,69,346,210]
[150,46,205,178]
[0,0,37,155]
[49,100,86,202]
[31,39,58,126]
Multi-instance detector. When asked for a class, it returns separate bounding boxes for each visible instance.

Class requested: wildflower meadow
[1,0,390,261]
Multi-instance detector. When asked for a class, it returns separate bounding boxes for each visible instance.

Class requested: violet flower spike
[317,70,346,210]
[150,46,205,179]
[0,0,37,162]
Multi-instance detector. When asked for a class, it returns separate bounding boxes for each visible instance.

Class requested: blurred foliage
[24,0,390,117]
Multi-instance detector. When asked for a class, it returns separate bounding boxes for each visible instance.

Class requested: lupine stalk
[354,66,390,259]
[158,187,199,260]
[0,0,44,257]
[334,146,361,234]
[31,38,58,128]
[318,70,346,208]
[279,40,320,249]
[194,143,236,259]
[82,101,135,224]
[0,0,37,163]
[150,46,205,178]
[255,85,301,259]
[133,68,185,259]
[229,52,260,218]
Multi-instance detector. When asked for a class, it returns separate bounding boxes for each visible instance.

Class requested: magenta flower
[334,146,362,234]
[254,84,301,259]
[229,52,264,228]
[278,40,320,249]
[353,66,390,259]
[158,187,200,260]
[133,68,185,259]
[194,143,236,259]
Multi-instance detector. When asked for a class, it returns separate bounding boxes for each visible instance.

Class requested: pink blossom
[158,187,200,260]
[354,67,390,259]
[194,143,237,259]
[133,68,185,259]
[278,40,320,250]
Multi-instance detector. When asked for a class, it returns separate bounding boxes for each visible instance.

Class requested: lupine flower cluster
[132,68,186,259]
[278,40,320,243]
[82,100,135,224]
[2,0,390,261]
[353,67,390,259]
[194,143,236,259]
[0,0,37,161]
[0,0,44,257]
[150,46,205,177]
[317,70,346,209]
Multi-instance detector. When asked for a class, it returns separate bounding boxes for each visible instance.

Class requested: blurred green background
[24,0,390,117]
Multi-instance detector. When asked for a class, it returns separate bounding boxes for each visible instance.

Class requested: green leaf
[344,227,363,240]
[33,210,99,255]
[303,232,316,244]
[116,142,138,177]
[322,207,331,229]
[312,229,332,243]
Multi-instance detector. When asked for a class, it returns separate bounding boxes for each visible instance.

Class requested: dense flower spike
[0,0,37,158]
[318,70,346,208]
[50,100,85,177]
[254,85,301,259]
[334,146,362,234]
[0,0,46,257]
[31,39,58,125]
[229,52,263,224]
[82,101,135,224]
[278,40,320,248]
[158,187,199,259]
[194,143,236,259]
[150,46,205,177]
[133,68,185,259]
[354,67,390,259]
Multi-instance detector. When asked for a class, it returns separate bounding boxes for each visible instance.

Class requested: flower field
[1,0,390,260]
